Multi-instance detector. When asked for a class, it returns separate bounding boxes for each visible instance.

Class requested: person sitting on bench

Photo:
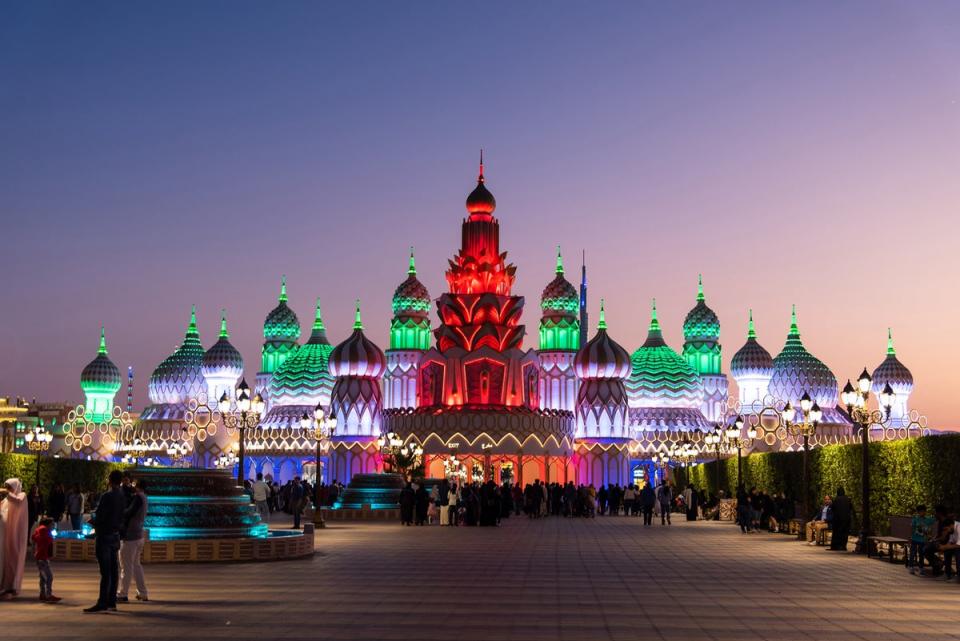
[806,495,832,545]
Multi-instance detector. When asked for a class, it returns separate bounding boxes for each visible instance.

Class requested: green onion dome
[148,306,207,405]
[769,305,838,407]
[263,275,301,342]
[80,327,122,395]
[202,310,244,381]
[392,248,431,319]
[682,275,720,342]
[573,300,630,379]
[541,247,579,318]
[871,328,913,396]
[626,299,704,409]
[730,310,774,379]
[269,299,335,406]
[329,301,386,379]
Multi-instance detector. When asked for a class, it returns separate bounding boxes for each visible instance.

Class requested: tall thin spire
[219,309,229,338]
[353,299,364,330]
[579,250,588,347]
[478,148,485,183]
[126,366,134,412]
[697,274,705,302]
[555,245,564,275]
[313,298,325,331]
[279,275,288,303]
[408,246,417,275]
[597,298,607,330]
[747,309,756,340]
[887,327,895,355]
[649,298,660,332]
[98,326,107,355]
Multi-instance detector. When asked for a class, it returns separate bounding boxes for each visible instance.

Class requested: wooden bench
[867,515,911,564]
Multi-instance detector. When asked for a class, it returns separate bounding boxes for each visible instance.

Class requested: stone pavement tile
[3,518,960,641]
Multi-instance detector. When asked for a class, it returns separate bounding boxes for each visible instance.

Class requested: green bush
[0,452,127,492]
[675,434,960,534]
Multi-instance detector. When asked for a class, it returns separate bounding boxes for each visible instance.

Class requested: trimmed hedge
[0,452,127,492]
[675,434,960,534]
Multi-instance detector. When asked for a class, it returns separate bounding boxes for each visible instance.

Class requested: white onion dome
[80,327,122,395]
[541,247,579,320]
[202,310,244,380]
[263,275,301,342]
[148,306,207,404]
[682,275,720,342]
[270,299,335,404]
[627,299,704,409]
[329,301,386,379]
[730,310,774,379]
[871,328,913,395]
[391,249,431,319]
[769,305,838,406]
[574,300,631,379]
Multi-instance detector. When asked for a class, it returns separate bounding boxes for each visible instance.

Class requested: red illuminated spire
[466,149,496,218]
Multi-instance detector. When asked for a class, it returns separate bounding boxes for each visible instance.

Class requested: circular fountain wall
[54,468,314,563]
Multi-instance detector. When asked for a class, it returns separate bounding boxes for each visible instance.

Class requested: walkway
[2,518,957,641]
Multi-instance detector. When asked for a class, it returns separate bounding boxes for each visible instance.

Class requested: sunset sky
[1,2,957,428]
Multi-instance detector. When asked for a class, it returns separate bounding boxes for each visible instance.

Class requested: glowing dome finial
[478,148,485,183]
[556,246,564,275]
[697,274,704,302]
[188,305,198,334]
[408,246,417,276]
[99,326,107,355]
[313,298,325,331]
[353,299,363,330]
[887,327,895,355]
[219,309,229,339]
[789,304,799,338]
[598,298,607,330]
[279,275,288,303]
[747,309,756,339]
[649,298,660,332]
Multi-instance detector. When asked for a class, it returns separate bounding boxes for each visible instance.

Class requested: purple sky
[1,2,958,428]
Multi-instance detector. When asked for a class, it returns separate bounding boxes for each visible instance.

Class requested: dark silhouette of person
[829,486,854,551]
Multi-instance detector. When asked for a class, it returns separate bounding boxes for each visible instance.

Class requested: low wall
[53,527,314,563]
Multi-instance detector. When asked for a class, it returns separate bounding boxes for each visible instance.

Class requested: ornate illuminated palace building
[69,160,919,487]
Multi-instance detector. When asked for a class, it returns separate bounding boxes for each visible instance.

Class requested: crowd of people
[907,503,959,581]
[243,474,346,529]
[394,479,715,527]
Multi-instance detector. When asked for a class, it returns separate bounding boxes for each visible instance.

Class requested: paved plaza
[2,518,957,641]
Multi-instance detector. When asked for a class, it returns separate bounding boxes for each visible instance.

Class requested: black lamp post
[218,378,264,487]
[781,392,822,521]
[841,370,894,554]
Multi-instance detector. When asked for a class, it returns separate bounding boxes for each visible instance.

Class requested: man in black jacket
[84,470,125,613]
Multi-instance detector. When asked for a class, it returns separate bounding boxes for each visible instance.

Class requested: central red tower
[418,158,540,408]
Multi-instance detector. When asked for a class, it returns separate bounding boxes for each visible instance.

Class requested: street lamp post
[724,415,757,490]
[780,392,823,521]
[218,378,265,487]
[24,422,53,487]
[704,427,725,494]
[841,369,895,554]
[300,402,337,486]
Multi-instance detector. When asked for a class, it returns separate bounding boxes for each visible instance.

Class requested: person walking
[290,477,305,529]
[252,473,270,524]
[31,516,60,602]
[84,470,125,613]
[399,483,415,526]
[640,482,656,526]
[117,480,148,603]
[0,478,29,599]
[656,481,673,525]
